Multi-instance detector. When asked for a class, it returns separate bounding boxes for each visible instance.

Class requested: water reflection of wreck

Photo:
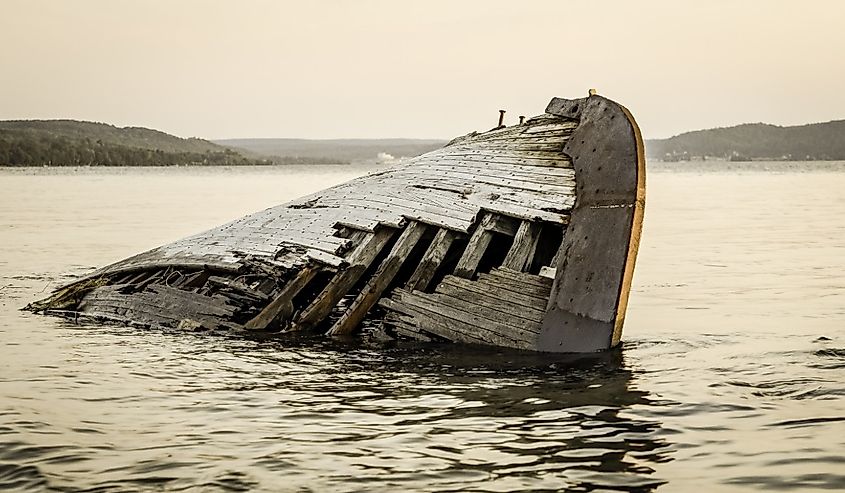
[28,94,646,353]
[283,344,670,490]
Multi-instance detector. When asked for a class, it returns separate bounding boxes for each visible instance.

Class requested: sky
[1,0,844,140]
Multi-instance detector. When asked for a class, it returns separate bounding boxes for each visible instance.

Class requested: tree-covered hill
[646,120,845,161]
[0,120,266,166]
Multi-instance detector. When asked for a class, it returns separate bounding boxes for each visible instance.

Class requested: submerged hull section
[28,95,645,353]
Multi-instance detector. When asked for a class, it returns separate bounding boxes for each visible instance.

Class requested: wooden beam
[485,214,520,236]
[405,228,457,292]
[453,213,495,279]
[293,227,395,330]
[243,267,317,330]
[328,221,428,335]
[501,220,542,272]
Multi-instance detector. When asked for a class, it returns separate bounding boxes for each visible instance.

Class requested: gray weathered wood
[328,221,428,335]
[439,275,549,306]
[294,228,396,330]
[387,290,532,349]
[433,282,546,323]
[501,221,543,272]
[405,228,458,292]
[453,213,495,279]
[243,267,318,330]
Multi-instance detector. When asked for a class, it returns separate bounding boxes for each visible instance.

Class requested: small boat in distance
[27,94,646,353]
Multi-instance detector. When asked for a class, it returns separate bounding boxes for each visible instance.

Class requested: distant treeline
[0,120,267,166]
[217,138,447,163]
[0,120,445,166]
[647,120,845,161]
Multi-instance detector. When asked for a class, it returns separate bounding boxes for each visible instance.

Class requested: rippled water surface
[1,162,844,491]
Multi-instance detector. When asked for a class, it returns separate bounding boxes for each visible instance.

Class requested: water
[1,162,844,492]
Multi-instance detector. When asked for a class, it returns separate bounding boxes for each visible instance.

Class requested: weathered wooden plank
[453,213,495,279]
[469,199,570,225]
[456,127,575,142]
[321,189,475,229]
[397,161,576,183]
[383,312,435,342]
[490,267,553,286]
[389,290,532,349]
[244,267,318,330]
[427,151,572,165]
[379,297,488,345]
[328,221,429,335]
[294,227,396,330]
[83,286,237,317]
[444,122,574,141]
[389,168,576,197]
[207,276,270,302]
[405,228,458,292]
[420,291,543,335]
[303,249,346,268]
[403,176,577,211]
[488,268,553,292]
[82,288,236,324]
[430,148,570,161]
[432,281,546,323]
[485,213,520,236]
[316,196,469,232]
[475,272,553,299]
[501,221,543,272]
[438,275,549,307]
[445,140,565,151]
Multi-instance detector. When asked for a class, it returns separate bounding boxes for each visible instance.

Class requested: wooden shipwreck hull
[28,95,645,353]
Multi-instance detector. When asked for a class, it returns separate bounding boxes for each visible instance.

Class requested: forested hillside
[647,120,845,161]
[0,120,263,166]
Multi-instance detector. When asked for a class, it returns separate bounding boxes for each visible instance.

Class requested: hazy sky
[2,0,843,140]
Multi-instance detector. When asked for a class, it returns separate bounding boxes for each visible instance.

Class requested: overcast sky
[1,0,843,140]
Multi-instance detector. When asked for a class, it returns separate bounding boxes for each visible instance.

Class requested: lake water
[1,162,843,492]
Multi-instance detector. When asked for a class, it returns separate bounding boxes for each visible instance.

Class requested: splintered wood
[30,112,579,348]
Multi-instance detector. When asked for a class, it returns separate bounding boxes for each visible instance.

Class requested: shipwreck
[28,94,645,353]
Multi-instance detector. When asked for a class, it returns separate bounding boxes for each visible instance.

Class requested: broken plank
[453,213,495,279]
[328,221,429,335]
[405,228,458,292]
[207,276,270,302]
[501,221,543,272]
[294,227,396,330]
[244,266,318,330]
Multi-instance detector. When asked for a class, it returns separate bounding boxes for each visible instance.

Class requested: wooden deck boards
[88,112,576,277]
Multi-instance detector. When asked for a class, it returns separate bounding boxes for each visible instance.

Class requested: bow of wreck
[27,94,645,353]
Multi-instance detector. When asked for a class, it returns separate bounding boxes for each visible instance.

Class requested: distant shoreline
[3,160,844,174]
